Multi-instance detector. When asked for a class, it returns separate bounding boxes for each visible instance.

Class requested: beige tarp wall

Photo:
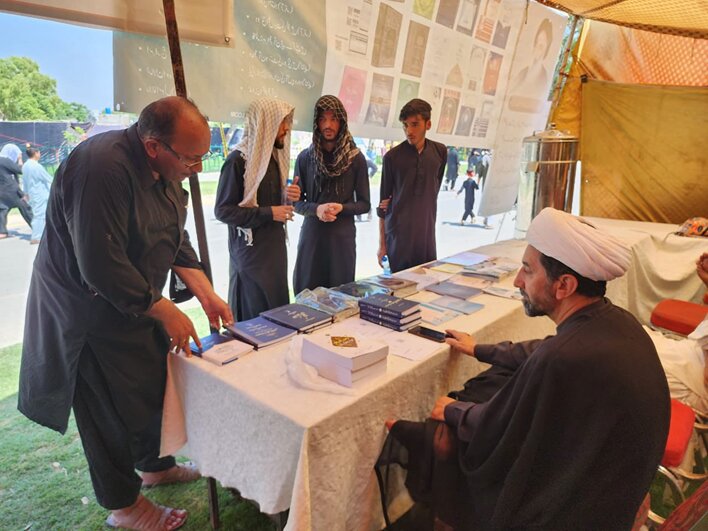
[550,20,708,222]
[580,80,707,223]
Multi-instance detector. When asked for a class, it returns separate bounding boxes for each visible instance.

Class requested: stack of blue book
[358,293,421,331]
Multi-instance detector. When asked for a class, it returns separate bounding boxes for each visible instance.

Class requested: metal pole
[547,15,580,128]
[162,0,213,285]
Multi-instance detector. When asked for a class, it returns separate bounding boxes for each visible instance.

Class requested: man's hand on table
[445,329,476,356]
[146,298,200,355]
[199,292,233,332]
[431,396,456,422]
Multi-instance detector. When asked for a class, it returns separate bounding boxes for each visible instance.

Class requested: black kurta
[0,156,33,234]
[377,139,446,273]
[461,178,479,221]
[215,149,289,321]
[292,147,370,294]
[437,299,670,529]
[18,124,201,434]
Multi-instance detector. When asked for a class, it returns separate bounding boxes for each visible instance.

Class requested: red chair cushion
[662,399,695,468]
[650,299,708,336]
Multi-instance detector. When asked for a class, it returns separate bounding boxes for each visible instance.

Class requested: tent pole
[162,0,214,286]
[547,15,580,128]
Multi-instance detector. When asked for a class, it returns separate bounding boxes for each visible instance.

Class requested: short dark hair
[25,144,39,158]
[539,253,606,297]
[137,97,207,143]
[399,98,432,122]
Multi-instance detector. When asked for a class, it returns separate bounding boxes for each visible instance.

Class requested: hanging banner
[113,0,326,127]
[478,1,567,217]
[321,0,526,146]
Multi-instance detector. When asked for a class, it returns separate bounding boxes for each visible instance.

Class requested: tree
[0,56,92,121]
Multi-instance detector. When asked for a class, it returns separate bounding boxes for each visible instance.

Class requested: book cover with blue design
[261,303,333,333]
[358,293,420,318]
[189,332,253,365]
[426,281,482,300]
[225,316,297,349]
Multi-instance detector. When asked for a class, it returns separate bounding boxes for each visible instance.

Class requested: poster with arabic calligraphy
[113,0,326,127]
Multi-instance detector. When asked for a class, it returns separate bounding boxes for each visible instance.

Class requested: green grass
[0,342,274,530]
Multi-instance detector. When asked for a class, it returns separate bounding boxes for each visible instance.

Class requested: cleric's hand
[431,396,456,421]
[445,330,476,356]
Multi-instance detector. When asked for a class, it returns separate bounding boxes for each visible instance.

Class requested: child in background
[457,169,479,225]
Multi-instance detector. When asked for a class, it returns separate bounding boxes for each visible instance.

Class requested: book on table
[463,258,519,279]
[363,275,419,298]
[359,312,422,332]
[225,316,297,349]
[189,332,254,366]
[333,280,390,299]
[260,303,333,333]
[359,307,421,326]
[301,333,389,387]
[314,358,387,387]
[420,303,463,326]
[425,281,482,300]
[428,295,484,315]
[358,293,420,318]
[295,287,360,321]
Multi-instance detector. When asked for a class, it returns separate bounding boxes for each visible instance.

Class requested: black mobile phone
[409,325,447,343]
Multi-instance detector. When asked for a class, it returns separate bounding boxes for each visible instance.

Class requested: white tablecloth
[161,219,706,530]
[162,272,555,531]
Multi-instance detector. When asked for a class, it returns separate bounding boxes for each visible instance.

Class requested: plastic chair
[648,399,708,525]
[650,299,708,336]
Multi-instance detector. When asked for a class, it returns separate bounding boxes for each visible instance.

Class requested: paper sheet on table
[442,251,490,267]
[395,267,454,290]
[328,318,443,361]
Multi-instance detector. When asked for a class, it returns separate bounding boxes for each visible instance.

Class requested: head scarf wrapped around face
[312,95,360,179]
[235,98,294,208]
[0,143,21,162]
[526,207,631,281]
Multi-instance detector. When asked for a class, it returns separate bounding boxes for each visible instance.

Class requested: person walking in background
[377,99,447,273]
[215,98,301,320]
[444,146,460,191]
[293,95,370,293]
[0,143,33,239]
[457,169,479,225]
[22,145,53,244]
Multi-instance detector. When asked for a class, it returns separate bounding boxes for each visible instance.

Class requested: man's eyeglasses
[156,138,212,169]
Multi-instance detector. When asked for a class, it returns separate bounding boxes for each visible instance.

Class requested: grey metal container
[514,123,579,238]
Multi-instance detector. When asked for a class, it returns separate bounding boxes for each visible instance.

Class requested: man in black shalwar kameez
[377,99,447,273]
[292,95,370,294]
[18,97,233,529]
[215,98,301,321]
[385,208,670,530]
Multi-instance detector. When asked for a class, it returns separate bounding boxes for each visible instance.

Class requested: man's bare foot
[141,462,200,488]
[106,494,187,530]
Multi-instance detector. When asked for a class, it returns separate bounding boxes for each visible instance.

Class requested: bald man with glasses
[19,96,232,530]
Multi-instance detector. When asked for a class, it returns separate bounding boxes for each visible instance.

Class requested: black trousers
[72,344,175,509]
[0,190,33,234]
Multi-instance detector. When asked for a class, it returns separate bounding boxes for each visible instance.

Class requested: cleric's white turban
[526,208,631,281]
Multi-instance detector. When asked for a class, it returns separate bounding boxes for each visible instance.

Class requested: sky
[0,12,113,111]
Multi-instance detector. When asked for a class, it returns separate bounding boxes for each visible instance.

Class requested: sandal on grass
[105,495,187,530]
[141,461,200,488]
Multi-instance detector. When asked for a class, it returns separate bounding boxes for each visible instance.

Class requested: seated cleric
[384,207,670,530]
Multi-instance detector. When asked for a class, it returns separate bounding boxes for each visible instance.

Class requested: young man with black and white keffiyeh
[292,95,370,294]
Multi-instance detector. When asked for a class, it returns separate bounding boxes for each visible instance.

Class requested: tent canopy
[536,0,708,39]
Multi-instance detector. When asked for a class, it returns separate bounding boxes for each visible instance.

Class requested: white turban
[526,208,631,281]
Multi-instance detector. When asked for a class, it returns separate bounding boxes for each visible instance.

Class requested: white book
[315,358,387,387]
[201,339,254,366]
[301,334,389,372]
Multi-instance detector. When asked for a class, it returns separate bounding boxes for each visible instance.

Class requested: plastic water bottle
[382,255,392,277]
[282,177,293,206]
